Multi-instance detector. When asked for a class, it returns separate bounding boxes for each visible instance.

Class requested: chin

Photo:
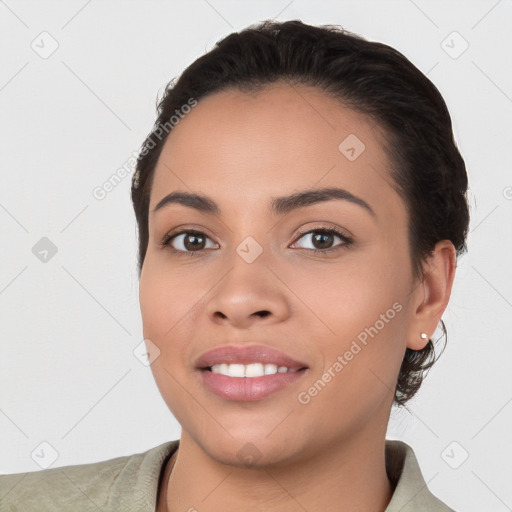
[188,425,310,469]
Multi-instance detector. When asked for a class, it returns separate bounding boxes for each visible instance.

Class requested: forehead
[149,83,401,220]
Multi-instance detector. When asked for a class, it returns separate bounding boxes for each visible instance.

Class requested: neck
[162,428,393,512]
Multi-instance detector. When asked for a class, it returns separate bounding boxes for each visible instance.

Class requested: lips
[194,344,308,370]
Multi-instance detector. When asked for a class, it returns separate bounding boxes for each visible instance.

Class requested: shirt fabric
[0,439,456,511]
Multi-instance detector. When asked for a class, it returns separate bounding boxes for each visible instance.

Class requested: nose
[205,261,291,329]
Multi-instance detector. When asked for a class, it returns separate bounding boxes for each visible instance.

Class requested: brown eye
[162,230,218,254]
[292,228,351,252]
[182,233,206,251]
[311,232,335,249]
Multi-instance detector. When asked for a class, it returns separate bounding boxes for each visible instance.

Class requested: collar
[384,440,454,511]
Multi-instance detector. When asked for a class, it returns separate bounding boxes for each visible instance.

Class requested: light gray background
[1,1,511,510]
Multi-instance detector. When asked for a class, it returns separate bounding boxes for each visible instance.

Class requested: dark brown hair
[130,19,469,406]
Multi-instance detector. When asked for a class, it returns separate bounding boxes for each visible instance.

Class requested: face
[139,82,419,467]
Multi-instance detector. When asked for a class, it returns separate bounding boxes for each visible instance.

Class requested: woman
[1,19,469,512]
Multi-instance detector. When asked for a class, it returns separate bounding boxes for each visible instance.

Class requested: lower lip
[200,369,307,401]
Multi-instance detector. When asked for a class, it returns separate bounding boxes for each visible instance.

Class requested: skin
[138,82,457,512]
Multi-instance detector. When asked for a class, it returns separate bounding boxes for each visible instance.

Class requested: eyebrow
[152,187,375,218]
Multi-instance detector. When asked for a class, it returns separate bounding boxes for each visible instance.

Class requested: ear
[407,240,457,350]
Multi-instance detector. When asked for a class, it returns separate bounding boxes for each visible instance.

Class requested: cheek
[139,259,202,341]
[294,249,408,335]
[294,278,407,432]
[291,252,409,402]
[139,263,202,422]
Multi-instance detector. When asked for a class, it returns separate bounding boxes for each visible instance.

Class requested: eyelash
[160,226,353,257]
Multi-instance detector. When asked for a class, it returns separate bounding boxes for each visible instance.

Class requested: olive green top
[0,439,455,511]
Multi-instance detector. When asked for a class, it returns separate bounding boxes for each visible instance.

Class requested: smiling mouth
[202,362,307,377]
[199,363,308,402]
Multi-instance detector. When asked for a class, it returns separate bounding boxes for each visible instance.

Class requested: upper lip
[195,345,308,370]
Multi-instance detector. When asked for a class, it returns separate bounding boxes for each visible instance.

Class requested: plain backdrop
[1,1,511,511]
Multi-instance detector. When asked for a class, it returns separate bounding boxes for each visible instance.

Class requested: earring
[420,332,428,340]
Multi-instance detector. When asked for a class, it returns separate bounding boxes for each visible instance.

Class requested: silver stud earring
[420,332,428,340]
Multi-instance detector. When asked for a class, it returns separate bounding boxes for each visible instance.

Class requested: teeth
[210,363,295,377]
[228,363,245,377]
[264,364,278,375]
[245,363,264,377]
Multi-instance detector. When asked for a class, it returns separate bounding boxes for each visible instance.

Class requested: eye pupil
[313,232,333,249]
[184,234,205,251]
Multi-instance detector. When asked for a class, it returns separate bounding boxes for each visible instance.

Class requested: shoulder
[385,439,457,512]
[0,440,178,512]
